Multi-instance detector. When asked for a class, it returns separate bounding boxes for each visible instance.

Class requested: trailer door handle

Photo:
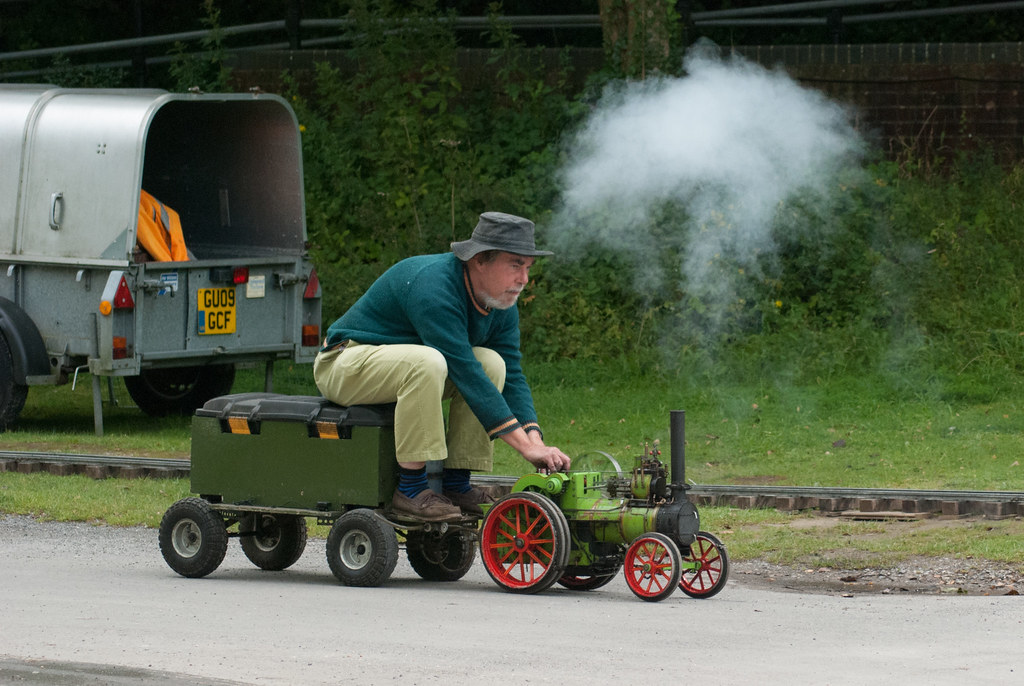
[140,279,175,296]
[49,192,64,230]
[274,272,302,288]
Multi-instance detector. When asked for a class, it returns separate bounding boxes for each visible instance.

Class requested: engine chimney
[669,410,687,500]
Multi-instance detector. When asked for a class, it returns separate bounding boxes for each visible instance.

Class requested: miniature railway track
[0,450,191,479]
[3,450,1023,518]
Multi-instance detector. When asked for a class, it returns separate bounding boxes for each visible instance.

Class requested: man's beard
[480,289,521,311]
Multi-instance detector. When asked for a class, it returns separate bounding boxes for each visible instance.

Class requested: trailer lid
[2,88,307,264]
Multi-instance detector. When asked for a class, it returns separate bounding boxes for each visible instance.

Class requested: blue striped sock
[442,468,472,494]
[397,466,428,498]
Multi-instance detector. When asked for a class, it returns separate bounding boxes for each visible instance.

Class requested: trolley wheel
[480,491,570,594]
[557,571,619,591]
[406,530,476,582]
[158,497,228,578]
[623,532,683,602]
[326,509,398,587]
[240,513,308,571]
[679,531,729,598]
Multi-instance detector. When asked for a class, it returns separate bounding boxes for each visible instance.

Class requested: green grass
[700,506,1024,568]
[6,357,1024,490]
[0,471,190,527]
[2,356,1023,568]
[496,360,1024,491]
[1,361,315,457]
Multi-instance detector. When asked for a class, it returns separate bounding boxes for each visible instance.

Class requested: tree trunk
[599,0,677,78]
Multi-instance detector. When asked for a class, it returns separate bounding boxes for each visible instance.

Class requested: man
[313,212,571,521]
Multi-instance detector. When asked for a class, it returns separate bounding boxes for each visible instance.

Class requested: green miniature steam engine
[159,394,728,602]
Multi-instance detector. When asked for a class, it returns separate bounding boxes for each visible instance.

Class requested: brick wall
[230,42,1024,160]
[735,43,1024,161]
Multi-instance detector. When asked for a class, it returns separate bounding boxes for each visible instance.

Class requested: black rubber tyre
[406,530,476,582]
[0,333,28,431]
[125,364,236,417]
[158,498,228,578]
[326,509,399,587]
[240,513,308,571]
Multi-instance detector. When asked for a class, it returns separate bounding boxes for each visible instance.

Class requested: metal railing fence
[2,0,1023,80]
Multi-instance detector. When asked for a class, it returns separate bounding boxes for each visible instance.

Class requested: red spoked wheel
[679,531,729,598]
[557,571,619,592]
[480,491,570,594]
[623,533,682,602]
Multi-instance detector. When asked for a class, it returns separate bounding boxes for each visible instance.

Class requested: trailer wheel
[240,513,308,571]
[480,491,570,594]
[624,532,683,602]
[679,531,729,599]
[406,530,475,582]
[0,333,28,431]
[158,498,228,578]
[125,364,235,417]
[326,509,398,587]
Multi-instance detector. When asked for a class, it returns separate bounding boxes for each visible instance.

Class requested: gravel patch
[733,557,1024,596]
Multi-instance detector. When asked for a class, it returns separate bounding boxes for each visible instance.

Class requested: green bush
[890,155,1024,375]
[287,1,579,320]
[45,0,1023,389]
[565,150,1024,389]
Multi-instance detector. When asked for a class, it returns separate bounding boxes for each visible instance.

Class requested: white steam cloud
[550,44,866,336]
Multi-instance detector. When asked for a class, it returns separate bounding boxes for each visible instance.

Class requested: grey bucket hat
[451,212,554,260]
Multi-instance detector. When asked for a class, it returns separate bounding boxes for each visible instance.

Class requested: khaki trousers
[313,342,505,471]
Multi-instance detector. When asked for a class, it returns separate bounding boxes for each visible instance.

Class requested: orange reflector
[302,324,320,347]
[99,300,113,316]
[226,417,251,434]
[315,421,339,439]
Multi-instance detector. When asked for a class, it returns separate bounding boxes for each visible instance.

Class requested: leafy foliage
[167,0,233,93]
[21,1,1024,389]
[288,1,579,319]
[280,2,1024,393]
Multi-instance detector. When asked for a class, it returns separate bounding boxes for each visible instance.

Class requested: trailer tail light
[112,336,128,359]
[233,267,249,285]
[302,324,319,347]
[303,268,320,299]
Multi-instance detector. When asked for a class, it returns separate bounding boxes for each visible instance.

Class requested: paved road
[1,515,1020,685]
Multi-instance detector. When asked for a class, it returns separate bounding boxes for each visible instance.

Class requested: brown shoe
[391,489,462,522]
[443,486,497,516]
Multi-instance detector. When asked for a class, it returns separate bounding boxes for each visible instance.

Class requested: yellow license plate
[198,287,236,335]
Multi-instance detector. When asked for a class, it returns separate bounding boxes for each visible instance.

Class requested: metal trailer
[160,394,729,602]
[0,86,321,434]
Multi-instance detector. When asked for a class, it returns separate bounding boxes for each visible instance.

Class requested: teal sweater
[323,253,540,439]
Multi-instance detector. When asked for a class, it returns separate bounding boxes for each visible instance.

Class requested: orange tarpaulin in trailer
[137,189,188,262]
